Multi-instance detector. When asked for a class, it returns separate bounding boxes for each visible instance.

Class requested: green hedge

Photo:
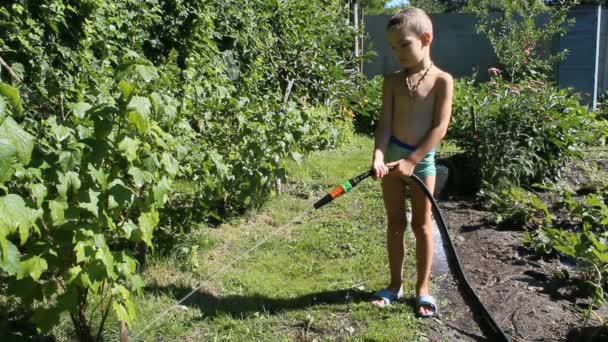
[448,77,608,188]
[0,0,358,338]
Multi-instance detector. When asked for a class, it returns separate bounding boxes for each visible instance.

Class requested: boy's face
[387,29,430,68]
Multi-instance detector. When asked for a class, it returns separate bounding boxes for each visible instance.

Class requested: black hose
[409,174,511,342]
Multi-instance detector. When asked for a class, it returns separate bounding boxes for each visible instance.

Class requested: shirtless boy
[371,7,454,318]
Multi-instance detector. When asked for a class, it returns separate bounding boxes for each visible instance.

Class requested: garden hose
[314,168,511,342]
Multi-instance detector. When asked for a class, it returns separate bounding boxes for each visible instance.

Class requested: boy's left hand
[386,159,415,177]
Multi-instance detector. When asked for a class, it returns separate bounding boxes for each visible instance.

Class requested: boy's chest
[393,75,437,110]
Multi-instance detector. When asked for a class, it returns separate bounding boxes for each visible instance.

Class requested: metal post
[354,0,359,59]
[360,2,364,74]
[593,4,602,111]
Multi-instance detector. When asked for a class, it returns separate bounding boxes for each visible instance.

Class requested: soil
[424,159,608,342]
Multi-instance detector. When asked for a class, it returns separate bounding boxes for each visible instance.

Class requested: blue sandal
[373,288,403,306]
[416,295,438,318]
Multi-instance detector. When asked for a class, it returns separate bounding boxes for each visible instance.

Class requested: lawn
[113,135,432,341]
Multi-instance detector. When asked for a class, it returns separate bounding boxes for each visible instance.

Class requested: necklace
[405,62,434,98]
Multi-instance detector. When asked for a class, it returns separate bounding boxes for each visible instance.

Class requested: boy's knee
[387,218,406,235]
[387,215,406,228]
[411,220,432,236]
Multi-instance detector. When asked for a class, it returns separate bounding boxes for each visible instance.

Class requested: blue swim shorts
[384,136,436,178]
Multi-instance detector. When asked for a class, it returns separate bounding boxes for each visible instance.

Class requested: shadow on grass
[0,313,55,342]
[145,285,380,318]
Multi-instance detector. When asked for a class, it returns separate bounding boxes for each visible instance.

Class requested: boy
[371,7,453,318]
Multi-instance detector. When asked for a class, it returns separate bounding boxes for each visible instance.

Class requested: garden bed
[428,156,608,341]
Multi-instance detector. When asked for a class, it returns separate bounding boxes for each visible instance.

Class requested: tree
[409,0,448,13]
[362,0,400,15]
[470,0,576,81]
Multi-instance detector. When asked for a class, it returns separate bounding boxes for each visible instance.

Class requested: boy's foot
[371,287,403,308]
[415,295,438,318]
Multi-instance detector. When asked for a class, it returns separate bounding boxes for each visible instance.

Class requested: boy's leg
[410,175,436,316]
[372,174,407,307]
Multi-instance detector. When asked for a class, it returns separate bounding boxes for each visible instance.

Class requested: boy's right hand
[372,159,389,180]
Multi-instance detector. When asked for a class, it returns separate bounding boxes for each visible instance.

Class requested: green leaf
[0,116,34,164]
[127,96,151,133]
[65,265,82,284]
[7,277,43,305]
[56,287,78,311]
[0,194,37,240]
[131,274,145,294]
[0,138,17,183]
[135,65,159,83]
[0,96,6,123]
[137,210,158,247]
[127,167,152,188]
[57,171,81,200]
[31,306,61,333]
[78,189,100,218]
[58,150,81,172]
[118,80,135,99]
[114,284,136,325]
[121,220,137,240]
[161,152,179,176]
[83,264,103,293]
[0,239,21,276]
[0,82,23,114]
[88,164,108,190]
[113,302,132,326]
[118,136,139,162]
[108,180,134,209]
[29,183,47,208]
[93,116,114,139]
[49,200,69,226]
[95,246,116,280]
[50,119,72,142]
[153,177,171,206]
[164,105,177,122]
[116,253,137,277]
[74,240,94,264]
[68,102,92,119]
[18,255,48,281]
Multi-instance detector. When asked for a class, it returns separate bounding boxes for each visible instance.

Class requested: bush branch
[0,56,23,83]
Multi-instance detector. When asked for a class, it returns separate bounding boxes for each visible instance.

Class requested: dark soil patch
[425,158,608,341]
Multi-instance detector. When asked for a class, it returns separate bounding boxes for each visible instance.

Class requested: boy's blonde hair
[386,7,433,37]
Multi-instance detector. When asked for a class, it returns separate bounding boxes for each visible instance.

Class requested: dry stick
[275,78,295,194]
[119,321,129,342]
[0,56,23,83]
[282,78,294,104]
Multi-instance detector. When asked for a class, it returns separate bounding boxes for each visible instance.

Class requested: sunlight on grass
[130,135,428,341]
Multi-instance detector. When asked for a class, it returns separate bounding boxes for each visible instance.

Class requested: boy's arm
[405,73,453,164]
[373,75,394,162]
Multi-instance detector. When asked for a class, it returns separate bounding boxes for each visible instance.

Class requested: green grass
[49,135,431,341]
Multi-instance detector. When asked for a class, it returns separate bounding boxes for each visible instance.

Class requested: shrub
[448,77,608,187]
[0,59,177,339]
[481,183,551,228]
[346,75,383,136]
[524,187,608,314]
[469,0,574,81]
[0,0,359,338]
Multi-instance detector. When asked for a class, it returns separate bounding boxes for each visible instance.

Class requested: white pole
[593,5,602,111]
[354,0,359,58]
